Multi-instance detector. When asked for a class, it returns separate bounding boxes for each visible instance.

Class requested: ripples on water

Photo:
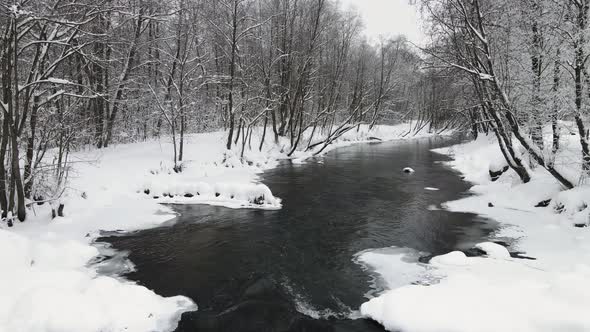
[101,135,496,331]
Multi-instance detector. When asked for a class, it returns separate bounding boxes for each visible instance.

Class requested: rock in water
[403,167,415,174]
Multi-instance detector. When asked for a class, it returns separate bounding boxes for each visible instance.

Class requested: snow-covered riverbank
[0,123,439,332]
[359,133,590,332]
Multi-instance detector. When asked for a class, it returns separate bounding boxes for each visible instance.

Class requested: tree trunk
[551,50,561,157]
[104,10,144,147]
[530,17,544,150]
[259,111,268,151]
[573,1,590,172]
[23,95,39,199]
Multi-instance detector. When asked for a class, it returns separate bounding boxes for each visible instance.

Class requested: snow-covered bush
[141,180,281,209]
[551,187,590,225]
[488,157,509,181]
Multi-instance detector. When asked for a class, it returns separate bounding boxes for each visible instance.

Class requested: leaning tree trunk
[461,0,574,188]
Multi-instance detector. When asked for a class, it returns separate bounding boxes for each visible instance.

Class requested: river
[101,135,496,331]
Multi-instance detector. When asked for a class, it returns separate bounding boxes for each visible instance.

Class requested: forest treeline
[418,0,590,189]
[6,0,589,224]
[1,0,454,223]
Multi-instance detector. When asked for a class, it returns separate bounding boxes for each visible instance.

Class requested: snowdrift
[358,128,590,332]
[0,228,195,332]
[359,243,590,332]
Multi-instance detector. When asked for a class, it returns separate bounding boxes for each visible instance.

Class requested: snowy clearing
[359,132,590,332]
[0,123,442,332]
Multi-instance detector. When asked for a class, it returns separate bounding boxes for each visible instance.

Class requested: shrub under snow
[141,180,281,209]
[551,186,590,225]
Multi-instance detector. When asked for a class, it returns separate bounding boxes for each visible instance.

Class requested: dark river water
[102,136,496,332]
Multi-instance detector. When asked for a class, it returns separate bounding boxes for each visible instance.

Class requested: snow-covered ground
[0,123,439,332]
[359,131,590,332]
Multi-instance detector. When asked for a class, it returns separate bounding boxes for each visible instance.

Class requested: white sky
[339,0,424,46]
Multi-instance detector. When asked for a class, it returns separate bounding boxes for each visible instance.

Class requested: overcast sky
[339,0,424,45]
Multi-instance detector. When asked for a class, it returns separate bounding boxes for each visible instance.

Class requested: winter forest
[0,0,430,222]
[2,0,590,331]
